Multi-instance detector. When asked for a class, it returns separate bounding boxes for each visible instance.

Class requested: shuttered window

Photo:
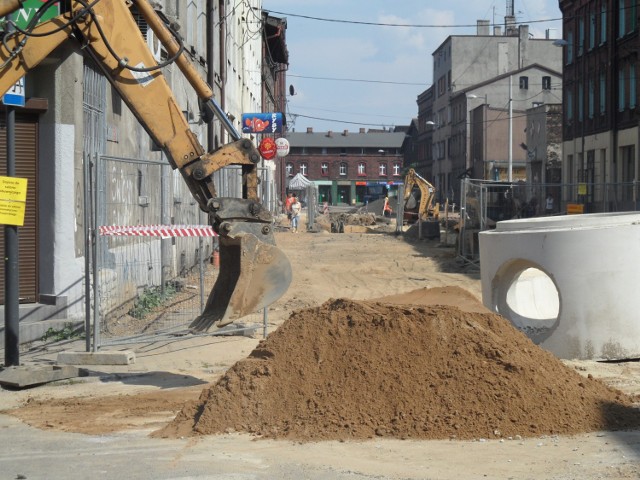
[0,113,39,303]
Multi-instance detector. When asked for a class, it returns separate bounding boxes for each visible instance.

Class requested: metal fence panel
[459,178,640,264]
[92,156,274,348]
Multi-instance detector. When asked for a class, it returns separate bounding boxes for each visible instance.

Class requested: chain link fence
[458,178,640,263]
[89,155,275,348]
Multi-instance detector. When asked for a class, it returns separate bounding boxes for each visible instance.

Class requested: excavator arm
[403,168,439,222]
[0,0,291,331]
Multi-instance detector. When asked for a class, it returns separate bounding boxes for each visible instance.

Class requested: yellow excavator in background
[403,168,439,223]
[0,0,291,332]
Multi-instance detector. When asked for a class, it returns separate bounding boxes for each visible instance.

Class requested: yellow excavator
[0,0,292,331]
[403,168,439,223]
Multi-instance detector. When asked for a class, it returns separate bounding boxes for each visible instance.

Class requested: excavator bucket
[189,219,292,332]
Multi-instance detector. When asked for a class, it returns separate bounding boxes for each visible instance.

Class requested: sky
[261,0,563,133]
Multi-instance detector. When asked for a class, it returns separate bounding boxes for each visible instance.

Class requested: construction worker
[383,196,392,217]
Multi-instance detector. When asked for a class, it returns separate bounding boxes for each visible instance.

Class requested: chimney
[477,20,490,36]
[342,129,349,136]
[306,127,313,133]
[505,15,517,36]
[359,128,366,134]
[326,130,332,137]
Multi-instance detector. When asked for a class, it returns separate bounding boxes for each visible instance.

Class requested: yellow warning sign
[0,176,28,226]
[578,183,587,195]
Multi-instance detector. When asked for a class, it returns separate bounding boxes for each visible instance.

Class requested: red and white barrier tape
[98,225,217,238]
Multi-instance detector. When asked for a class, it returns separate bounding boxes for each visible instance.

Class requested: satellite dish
[289,85,295,96]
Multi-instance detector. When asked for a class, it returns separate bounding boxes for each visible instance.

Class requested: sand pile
[156,297,640,441]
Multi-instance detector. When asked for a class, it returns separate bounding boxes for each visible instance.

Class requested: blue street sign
[2,78,25,107]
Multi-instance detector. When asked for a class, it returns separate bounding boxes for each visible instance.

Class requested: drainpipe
[218,0,226,144]
[206,0,214,151]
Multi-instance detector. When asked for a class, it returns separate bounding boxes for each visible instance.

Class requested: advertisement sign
[242,112,283,134]
[258,137,277,160]
[0,176,28,226]
[7,0,60,28]
[275,137,290,157]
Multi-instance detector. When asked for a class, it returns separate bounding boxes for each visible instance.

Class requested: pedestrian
[383,196,392,217]
[285,192,294,224]
[290,194,301,233]
[545,194,554,215]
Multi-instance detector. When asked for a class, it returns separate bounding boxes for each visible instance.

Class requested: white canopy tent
[287,173,313,190]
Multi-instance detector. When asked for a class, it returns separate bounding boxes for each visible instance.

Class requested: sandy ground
[1,215,639,479]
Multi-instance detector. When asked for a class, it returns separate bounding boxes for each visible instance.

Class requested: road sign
[2,77,25,107]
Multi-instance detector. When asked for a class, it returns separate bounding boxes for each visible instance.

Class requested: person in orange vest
[383,196,393,217]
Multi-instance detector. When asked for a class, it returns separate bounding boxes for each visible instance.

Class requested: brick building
[283,127,407,206]
[559,0,639,212]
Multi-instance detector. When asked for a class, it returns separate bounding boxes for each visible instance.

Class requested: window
[393,163,401,176]
[578,81,584,121]
[622,146,635,200]
[519,76,529,89]
[300,162,308,176]
[632,1,638,31]
[630,63,637,109]
[378,163,387,176]
[340,148,347,156]
[286,162,293,177]
[578,17,584,55]
[599,72,606,115]
[567,90,573,121]
[339,162,347,176]
[600,4,607,44]
[589,11,596,50]
[619,0,626,38]
[358,163,366,176]
[588,78,595,119]
[321,162,329,176]
[567,31,574,64]
[542,76,551,90]
[619,67,626,111]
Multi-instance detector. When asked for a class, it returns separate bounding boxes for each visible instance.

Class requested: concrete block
[57,350,136,366]
[0,365,87,388]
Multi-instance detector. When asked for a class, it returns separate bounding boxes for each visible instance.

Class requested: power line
[264,9,562,29]
[288,73,425,86]
[290,113,406,128]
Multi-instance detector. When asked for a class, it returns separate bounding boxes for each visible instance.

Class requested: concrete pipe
[479,212,640,360]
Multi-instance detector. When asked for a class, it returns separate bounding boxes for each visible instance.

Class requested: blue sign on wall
[2,77,25,107]
[242,112,283,134]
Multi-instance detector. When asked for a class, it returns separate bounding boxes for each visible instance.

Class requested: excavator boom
[403,168,439,222]
[0,0,291,331]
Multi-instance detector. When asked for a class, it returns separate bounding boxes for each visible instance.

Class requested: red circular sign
[259,137,277,160]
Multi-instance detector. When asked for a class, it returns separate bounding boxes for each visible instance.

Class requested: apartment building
[559,0,639,212]
[419,20,562,203]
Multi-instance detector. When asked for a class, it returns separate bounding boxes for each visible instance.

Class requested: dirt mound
[156,299,640,442]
